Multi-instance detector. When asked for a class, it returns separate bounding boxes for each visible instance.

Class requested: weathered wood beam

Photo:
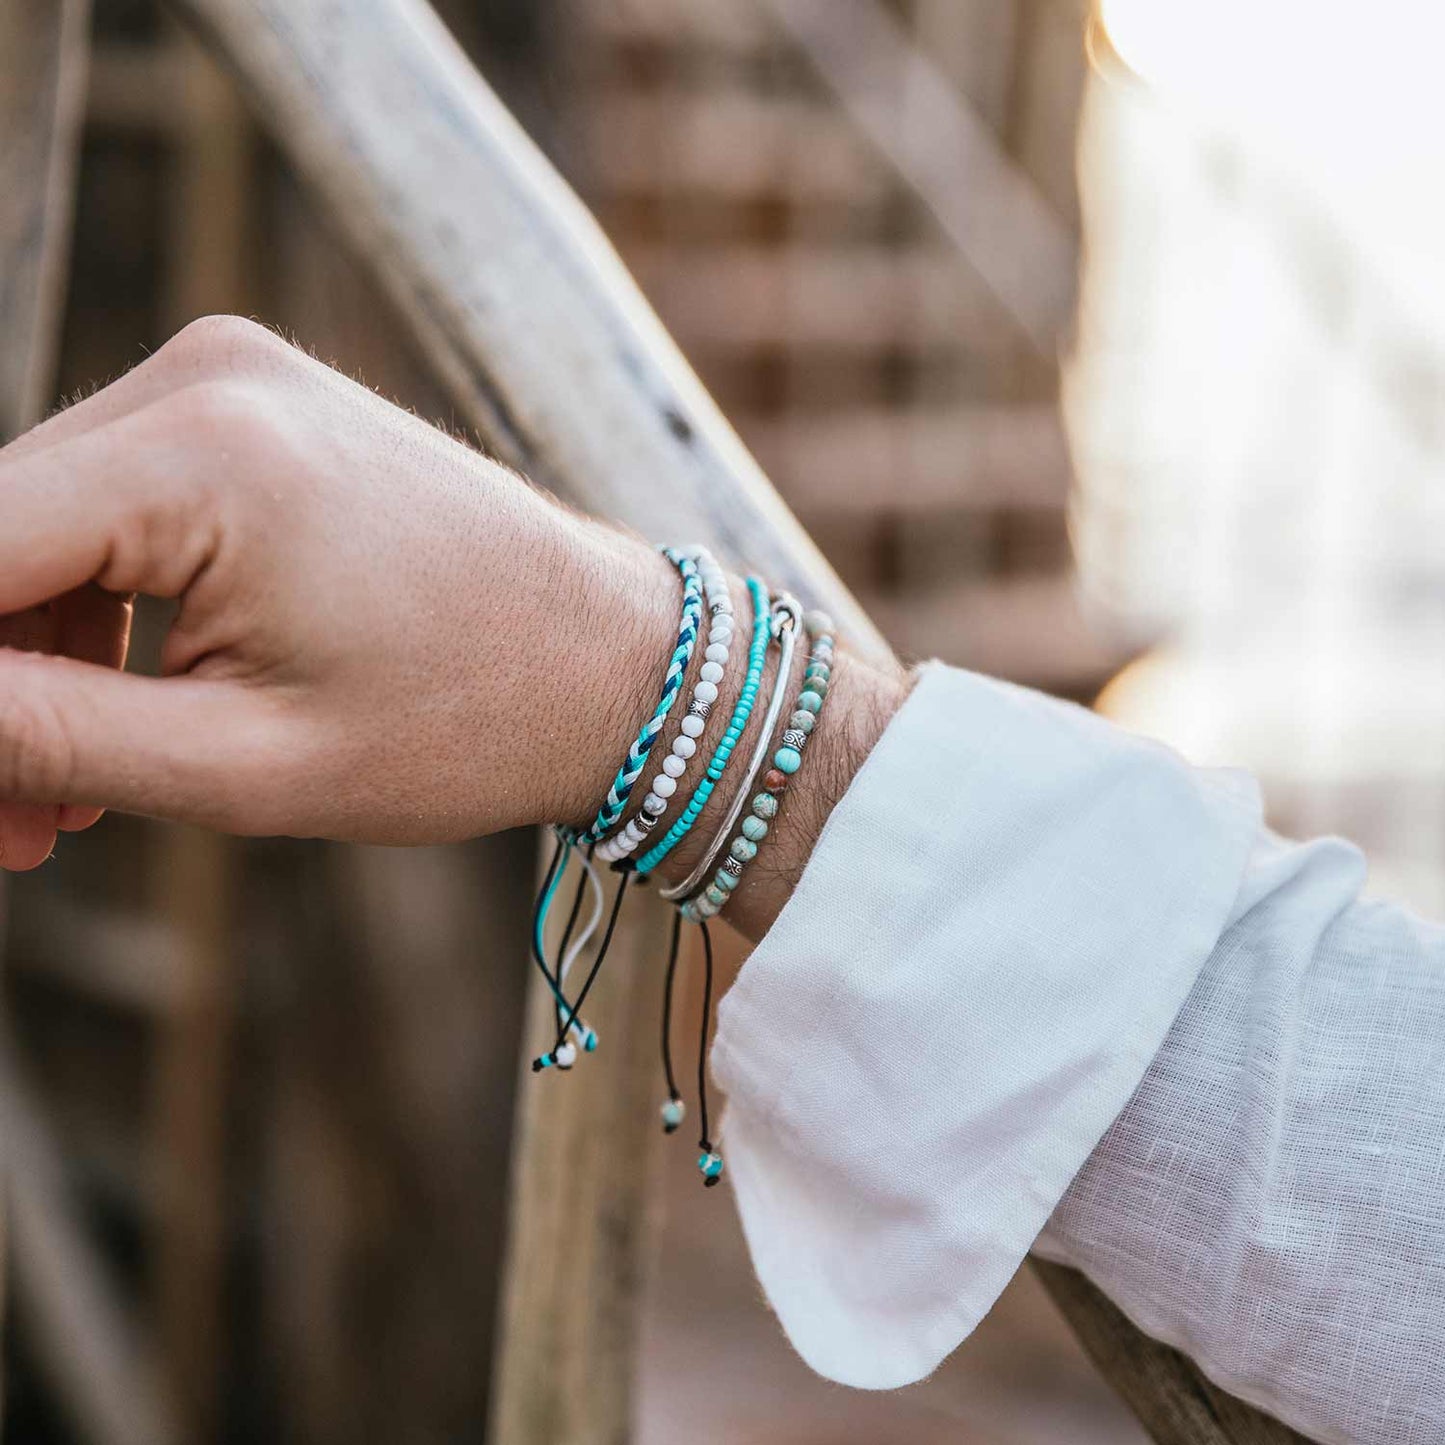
[167,0,883,660]
[0,0,93,1418]
[0,0,91,443]
[159,3,1310,1442]
[150,37,251,1435]
[0,1029,179,1445]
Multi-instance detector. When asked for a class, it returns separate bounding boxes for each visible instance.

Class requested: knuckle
[160,314,292,379]
[0,687,74,801]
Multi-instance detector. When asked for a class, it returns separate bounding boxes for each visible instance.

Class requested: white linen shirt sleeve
[711,660,1445,1445]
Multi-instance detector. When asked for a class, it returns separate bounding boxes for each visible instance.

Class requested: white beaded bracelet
[595,545,734,863]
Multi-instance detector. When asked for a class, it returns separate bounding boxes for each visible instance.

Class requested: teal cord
[529,836,594,1045]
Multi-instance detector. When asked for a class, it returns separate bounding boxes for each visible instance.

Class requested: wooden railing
[1,0,92,1426]
[2,0,1313,1439]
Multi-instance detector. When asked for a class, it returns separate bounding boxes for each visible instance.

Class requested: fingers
[0,391,232,615]
[0,649,295,848]
[57,586,135,832]
[0,606,65,860]
[0,806,60,871]
[0,590,135,846]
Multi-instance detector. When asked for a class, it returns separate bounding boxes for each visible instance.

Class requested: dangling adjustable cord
[534,864,632,1071]
[695,921,723,1185]
[530,835,597,1059]
[658,910,686,1133]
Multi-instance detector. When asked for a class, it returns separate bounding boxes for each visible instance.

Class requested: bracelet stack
[530,543,842,1190]
[635,573,771,876]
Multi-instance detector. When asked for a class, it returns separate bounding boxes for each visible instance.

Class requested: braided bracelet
[681,609,835,922]
[561,547,702,846]
[634,573,771,875]
[597,548,738,864]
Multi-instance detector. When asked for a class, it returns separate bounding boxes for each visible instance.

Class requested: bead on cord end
[661,1096,685,1134]
[698,1150,724,1186]
[533,1023,597,1071]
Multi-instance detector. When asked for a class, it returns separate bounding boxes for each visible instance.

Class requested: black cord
[661,909,683,1103]
[549,866,632,1055]
[697,920,716,1178]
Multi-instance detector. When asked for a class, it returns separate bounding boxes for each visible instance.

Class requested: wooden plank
[747,403,1070,515]
[625,244,1006,352]
[164,3,1306,1441]
[490,859,673,1445]
[167,0,884,652]
[4,902,184,1014]
[0,1029,179,1445]
[1008,0,1089,233]
[860,573,1135,694]
[0,0,91,442]
[86,42,190,133]
[149,34,252,1441]
[579,0,773,56]
[912,0,1018,135]
[0,0,92,1417]
[583,87,890,205]
[759,0,1078,355]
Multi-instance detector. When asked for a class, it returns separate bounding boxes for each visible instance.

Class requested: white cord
[560,846,605,986]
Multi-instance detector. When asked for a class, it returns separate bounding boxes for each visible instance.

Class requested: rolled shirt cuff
[710,660,1261,1388]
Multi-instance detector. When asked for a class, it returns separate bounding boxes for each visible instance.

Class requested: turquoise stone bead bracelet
[681,610,835,924]
[635,574,771,877]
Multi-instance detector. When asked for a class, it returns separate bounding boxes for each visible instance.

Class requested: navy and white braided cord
[567,548,703,846]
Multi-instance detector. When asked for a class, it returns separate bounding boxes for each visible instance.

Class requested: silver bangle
[659,593,801,903]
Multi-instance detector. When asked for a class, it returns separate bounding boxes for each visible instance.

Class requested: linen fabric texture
[712,661,1445,1445]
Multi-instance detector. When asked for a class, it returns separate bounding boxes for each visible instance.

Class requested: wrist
[641,583,911,939]
[665,643,911,940]
[537,532,912,941]
[539,526,682,832]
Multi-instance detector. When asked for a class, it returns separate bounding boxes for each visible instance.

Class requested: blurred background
[5,0,1444,1441]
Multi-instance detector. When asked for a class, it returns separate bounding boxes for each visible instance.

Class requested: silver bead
[722,855,744,878]
[688,699,712,720]
[782,728,807,751]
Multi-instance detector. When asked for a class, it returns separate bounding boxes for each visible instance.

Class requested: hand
[0,316,680,869]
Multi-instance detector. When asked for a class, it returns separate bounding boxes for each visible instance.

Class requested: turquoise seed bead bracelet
[635,574,771,876]
[681,610,835,924]
[658,593,800,904]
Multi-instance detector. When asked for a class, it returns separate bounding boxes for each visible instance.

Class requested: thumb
[0,650,287,835]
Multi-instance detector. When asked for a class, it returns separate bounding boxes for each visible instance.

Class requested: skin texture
[0,317,908,939]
